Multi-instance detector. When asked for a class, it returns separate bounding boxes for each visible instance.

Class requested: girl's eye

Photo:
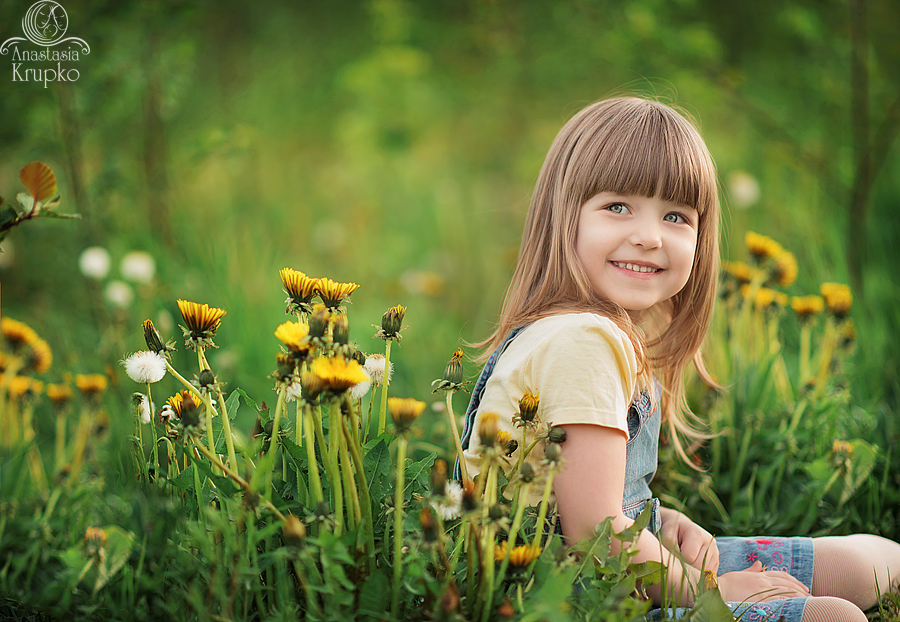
[664,212,687,224]
[607,203,629,214]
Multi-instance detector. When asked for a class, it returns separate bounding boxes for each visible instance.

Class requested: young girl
[455,96,900,621]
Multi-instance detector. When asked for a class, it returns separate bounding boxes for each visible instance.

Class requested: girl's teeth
[613,261,659,273]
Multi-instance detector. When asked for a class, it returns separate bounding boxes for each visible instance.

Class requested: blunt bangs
[568,101,716,216]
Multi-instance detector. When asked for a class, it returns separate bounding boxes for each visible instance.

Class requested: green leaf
[364,439,391,501]
[689,588,735,622]
[404,453,436,497]
[38,210,81,220]
[0,205,19,229]
[225,389,241,422]
[357,571,390,619]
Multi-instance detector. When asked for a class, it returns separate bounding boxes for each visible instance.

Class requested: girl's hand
[717,561,811,603]
[658,511,719,573]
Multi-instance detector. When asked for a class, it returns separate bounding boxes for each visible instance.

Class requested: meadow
[1,1,899,620]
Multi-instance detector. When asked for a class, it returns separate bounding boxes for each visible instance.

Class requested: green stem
[799,322,812,384]
[531,468,556,548]
[445,390,469,483]
[377,339,393,436]
[339,422,360,531]
[391,434,408,617]
[147,384,160,480]
[191,446,204,522]
[328,401,344,535]
[215,385,238,469]
[342,415,376,571]
[295,400,305,505]
[496,482,532,590]
[265,386,287,502]
[304,408,324,503]
[54,412,66,472]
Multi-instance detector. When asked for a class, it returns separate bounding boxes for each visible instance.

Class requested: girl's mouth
[610,261,662,274]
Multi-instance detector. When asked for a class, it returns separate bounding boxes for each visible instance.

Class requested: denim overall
[453,325,662,535]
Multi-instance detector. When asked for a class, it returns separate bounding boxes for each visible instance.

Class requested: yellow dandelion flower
[820,283,852,318]
[75,374,108,398]
[773,251,798,288]
[275,321,311,353]
[507,544,542,567]
[496,430,512,447]
[751,287,781,310]
[388,396,426,432]
[28,338,52,374]
[745,231,783,261]
[176,300,227,350]
[316,278,360,309]
[308,356,370,395]
[280,268,320,314]
[494,541,508,562]
[46,383,74,405]
[791,295,825,318]
[1,317,39,347]
[166,391,186,415]
[7,376,42,399]
[722,261,758,285]
[517,392,540,424]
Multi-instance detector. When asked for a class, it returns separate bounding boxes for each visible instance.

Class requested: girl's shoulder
[520,312,631,344]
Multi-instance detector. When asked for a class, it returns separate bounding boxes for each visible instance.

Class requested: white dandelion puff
[285,379,304,402]
[104,280,134,309]
[78,246,111,280]
[348,372,372,402]
[132,392,153,424]
[121,351,168,384]
[432,480,463,521]
[121,250,156,284]
[364,354,393,387]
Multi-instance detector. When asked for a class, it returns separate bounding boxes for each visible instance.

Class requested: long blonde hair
[481,96,720,461]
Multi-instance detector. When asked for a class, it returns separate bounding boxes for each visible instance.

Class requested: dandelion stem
[445,390,469,484]
[326,401,344,535]
[191,445,204,522]
[214,385,238,470]
[800,322,812,383]
[147,384,160,479]
[532,467,556,548]
[496,481,532,591]
[338,420,360,531]
[264,386,287,502]
[295,400,305,505]
[342,414,376,571]
[391,433,408,617]
[304,407,324,504]
[54,411,66,472]
[377,339,393,436]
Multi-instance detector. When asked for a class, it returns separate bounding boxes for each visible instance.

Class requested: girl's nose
[629,220,663,249]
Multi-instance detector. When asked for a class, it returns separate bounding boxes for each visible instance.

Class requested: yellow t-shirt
[463,312,638,506]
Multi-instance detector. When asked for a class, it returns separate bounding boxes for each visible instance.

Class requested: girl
[456,97,900,621]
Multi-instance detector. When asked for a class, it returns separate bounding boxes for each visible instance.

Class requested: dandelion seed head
[78,246,111,280]
[104,280,135,309]
[364,354,393,386]
[121,350,167,384]
[432,480,463,521]
[285,379,304,402]
[348,376,372,402]
[121,251,156,284]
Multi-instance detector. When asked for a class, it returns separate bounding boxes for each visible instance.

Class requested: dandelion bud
[351,349,366,366]
[179,392,201,430]
[143,319,167,354]
[518,392,539,423]
[314,500,331,519]
[381,304,406,338]
[703,569,718,591]
[821,283,852,318]
[442,348,464,385]
[308,305,329,338]
[264,420,274,438]
[332,313,350,345]
[519,462,536,484]
[283,515,307,544]
[430,459,449,497]
[478,412,500,447]
[462,480,479,512]
[276,352,296,380]
[503,438,518,457]
[419,507,440,543]
[488,504,507,522]
[544,442,562,463]
[548,426,567,444]
[389,397,426,433]
[300,369,326,402]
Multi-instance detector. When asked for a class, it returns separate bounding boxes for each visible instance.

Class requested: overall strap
[452,324,529,481]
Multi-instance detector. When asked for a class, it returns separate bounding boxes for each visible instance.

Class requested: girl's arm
[554,424,810,607]
[658,506,719,574]
[554,423,702,606]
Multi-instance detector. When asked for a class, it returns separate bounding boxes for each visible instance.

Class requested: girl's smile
[575,192,698,317]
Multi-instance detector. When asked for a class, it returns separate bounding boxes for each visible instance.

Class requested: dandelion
[120,251,156,284]
[741,285,786,310]
[364,354,393,386]
[132,392,152,424]
[307,356,369,396]
[514,392,540,427]
[283,514,307,544]
[727,170,760,208]
[332,313,350,346]
[820,283,852,318]
[46,383,73,406]
[83,526,108,563]
[722,260,758,285]
[388,397,426,433]
[347,374,372,402]
[745,231,783,261]
[791,295,825,319]
[121,351,167,384]
[177,300,227,350]
[478,412,500,447]
[432,480,463,520]
[1,317,38,347]
[75,374,108,399]
[773,251,798,288]
[7,375,42,399]
[78,247,111,280]
[432,348,468,393]
[280,268,319,315]
[284,378,304,402]
[316,277,359,310]
[508,544,541,567]
[374,304,407,342]
[142,319,176,357]
[275,321,311,356]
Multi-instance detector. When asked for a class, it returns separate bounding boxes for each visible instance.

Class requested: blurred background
[1,0,898,461]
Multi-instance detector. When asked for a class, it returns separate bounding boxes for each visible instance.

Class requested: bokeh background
[2,0,898,458]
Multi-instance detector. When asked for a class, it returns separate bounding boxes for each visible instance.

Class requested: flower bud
[544,442,562,463]
[198,368,216,390]
[276,352,296,380]
[283,515,307,544]
[518,392,539,423]
[488,504,507,522]
[308,304,329,339]
[462,480,479,512]
[519,462,536,484]
[442,348,464,385]
[332,313,350,345]
[389,397,426,433]
[300,369,326,402]
[430,459,449,497]
[351,349,366,366]
[143,319,167,354]
[264,420,274,438]
[381,304,406,338]
[478,412,500,447]
[179,392,201,429]
[314,500,331,518]
[548,426,567,444]
[419,507,440,542]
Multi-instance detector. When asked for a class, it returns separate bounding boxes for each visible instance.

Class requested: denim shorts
[648,535,814,621]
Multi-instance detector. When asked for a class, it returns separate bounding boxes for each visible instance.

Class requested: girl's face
[575,192,698,319]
